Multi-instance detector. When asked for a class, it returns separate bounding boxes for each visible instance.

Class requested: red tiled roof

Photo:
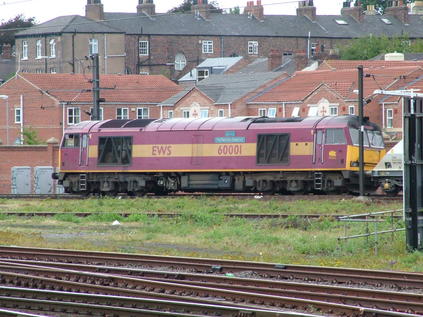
[319,60,423,71]
[18,73,181,103]
[252,66,423,103]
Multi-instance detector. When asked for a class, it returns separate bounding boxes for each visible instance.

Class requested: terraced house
[14,0,423,80]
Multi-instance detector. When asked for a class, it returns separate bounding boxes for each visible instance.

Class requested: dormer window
[197,69,209,81]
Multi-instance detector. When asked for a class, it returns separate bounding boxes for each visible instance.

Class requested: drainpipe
[382,102,385,129]
[104,34,107,74]
[20,95,24,145]
[62,102,66,136]
[228,103,232,117]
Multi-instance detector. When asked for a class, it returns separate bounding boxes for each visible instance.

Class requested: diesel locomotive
[56,116,386,195]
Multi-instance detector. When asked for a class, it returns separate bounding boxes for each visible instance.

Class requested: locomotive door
[79,134,89,166]
[314,129,324,165]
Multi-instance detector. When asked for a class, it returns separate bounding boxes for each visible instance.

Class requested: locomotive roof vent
[99,120,131,129]
[252,117,305,123]
[123,119,157,128]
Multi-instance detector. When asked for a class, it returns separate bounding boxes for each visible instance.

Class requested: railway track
[0,256,420,316]
[0,211,404,220]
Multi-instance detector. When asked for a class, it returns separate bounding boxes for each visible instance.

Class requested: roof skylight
[381,18,392,25]
[335,19,348,25]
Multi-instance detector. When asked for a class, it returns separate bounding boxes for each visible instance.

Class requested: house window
[167,110,174,118]
[218,109,225,117]
[49,67,57,74]
[67,107,80,125]
[15,108,22,124]
[202,40,213,54]
[268,108,277,118]
[35,69,43,74]
[137,107,149,119]
[36,40,42,59]
[116,108,129,119]
[89,38,99,55]
[22,40,28,60]
[183,110,190,118]
[308,106,318,116]
[258,108,266,117]
[329,105,338,116]
[349,105,355,115]
[90,107,104,120]
[311,43,318,56]
[49,39,56,58]
[248,41,259,55]
[139,40,149,56]
[200,109,209,118]
[386,109,393,128]
[197,69,209,81]
[292,107,300,117]
[175,53,187,71]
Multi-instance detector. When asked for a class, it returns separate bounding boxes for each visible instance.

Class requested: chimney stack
[341,1,364,22]
[268,49,282,71]
[244,0,264,21]
[365,5,377,15]
[296,0,316,21]
[85,0,104,21]
[192,0,211,19]
[137,0,155,16]
[385,0,409,24]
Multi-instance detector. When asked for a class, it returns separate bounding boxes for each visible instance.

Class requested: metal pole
[91,53,100,121]
[358,65,365,196]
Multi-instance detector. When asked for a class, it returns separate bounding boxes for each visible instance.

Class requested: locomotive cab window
[349,128,370,147]
[325,128,346,145]
[256,134,290,165]
[98,136,132,165]
[62,134,80,148]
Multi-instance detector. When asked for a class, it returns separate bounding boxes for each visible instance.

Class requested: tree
[0,15,35,48]
[229,6,241,15]
[22,127,43,145]
[168,0,222,14]
[338,35,423,60]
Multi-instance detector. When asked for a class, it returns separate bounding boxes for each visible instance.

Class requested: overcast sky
[0,0,345,24]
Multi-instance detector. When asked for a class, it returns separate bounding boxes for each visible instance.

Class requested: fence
[338,209,405,255]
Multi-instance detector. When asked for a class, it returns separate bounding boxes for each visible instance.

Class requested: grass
[0,197,419,272]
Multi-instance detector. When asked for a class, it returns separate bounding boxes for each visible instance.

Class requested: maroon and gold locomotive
[56,116,385,195]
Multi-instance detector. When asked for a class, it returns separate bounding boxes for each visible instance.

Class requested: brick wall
[0,141,59,194]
